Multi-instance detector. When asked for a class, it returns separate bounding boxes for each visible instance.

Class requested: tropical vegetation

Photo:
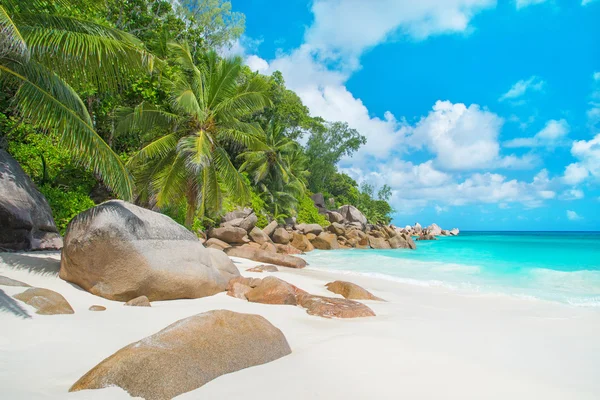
[0,0,394,233]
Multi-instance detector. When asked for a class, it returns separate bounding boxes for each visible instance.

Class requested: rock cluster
[401,222,460,241]
[226,276,376,319]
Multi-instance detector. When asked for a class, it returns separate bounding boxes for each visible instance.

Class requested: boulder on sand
[296,293,375,319]
[245,276,298,305]
[325,281,383,301]
[70,310,292,400]
[311,232,340,250]
[125,295,151,307]
[208,226,248,244]
[0,150,63,251]
[205,238,231,251]
[225,246,307,269]
[13,287,74,315]
[290,232,314,252]
[59,200,240,301]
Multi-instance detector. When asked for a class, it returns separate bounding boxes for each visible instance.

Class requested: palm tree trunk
[185,185,198,228]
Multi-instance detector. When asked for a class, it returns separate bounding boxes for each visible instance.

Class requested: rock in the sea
[311,232,340,250]
[89,305,106,311]
[248,226,272,245]
[0,150,63,251]
[246,264,279,273]
[225,246,307,269]
[13,287,74,315]
[450,228,460,236]
[70,310,292,400]
[325,281,383,301]
[290,232,314,252]
[59,200,240,301]
[296,293,375,319]
[368,235,391,249]
[271,227,291,244]
[208,225,249,244]
[245,276,298,305]
[0,275,31,287]
[262,220,278,238]
[417,234,437,241]
[388,234,416,250]
[426,223,442,236]
[337,205,367,228]
[125,295,151,307]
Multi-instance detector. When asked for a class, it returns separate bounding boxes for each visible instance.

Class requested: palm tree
[239,121,308,218]
[122,43,270,227]
[0,1,151,199]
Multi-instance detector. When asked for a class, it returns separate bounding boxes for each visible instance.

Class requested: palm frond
[127,133,178,167]
[213,146,249,203]
[116,102,180,137]
[0,5,28,59]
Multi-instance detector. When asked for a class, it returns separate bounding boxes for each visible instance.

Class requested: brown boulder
[59,201,240,302]
[368,235,391,249]
[260,242,278,253]
[208,226,248,244]
[248,226,272,245]
[89,305,106,311]
[325,281,383,301]
[275,243,303,255]
[297,293,375,318]
[228,276,262,289]
[225,247,307,269]
[327,211,345,223]
[290,232,314,252]
[13,288,74,315]
[0,275,31,287]
[296,223,324,235]
[262,220,278,237]
[311,232,340,250]
[306,233,317,241]
[227,282,252,300]
[70,310,291,400]
[246,264,279,273]
[245,277,298,305]
[388,234,416,249]
[272,227,291,244]
[327,222,345,236]
[125,295,151,307]
[205,238,231,251]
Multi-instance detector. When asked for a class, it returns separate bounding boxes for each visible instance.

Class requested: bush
[39,185,95,234]
[296,194,329,226]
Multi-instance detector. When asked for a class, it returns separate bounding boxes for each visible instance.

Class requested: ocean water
[302,232,600,307]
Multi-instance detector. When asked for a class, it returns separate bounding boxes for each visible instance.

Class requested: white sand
[1,251,599,400]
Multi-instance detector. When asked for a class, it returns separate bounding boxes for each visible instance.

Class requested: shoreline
[1,251,600,399]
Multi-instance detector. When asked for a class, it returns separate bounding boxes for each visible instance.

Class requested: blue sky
[231,0,599,230]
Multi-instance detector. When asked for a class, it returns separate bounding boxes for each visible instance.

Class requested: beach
[1,251,599,399]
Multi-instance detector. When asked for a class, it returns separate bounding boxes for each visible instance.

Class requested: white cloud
[582,0,598,6]
[562,163,590,185]
[566,210,582,221]
[560,189,584,200]
[499,76,545,101]
[245,55,269,73]
[516,0,548,9]
[504,119,570,148]
[567,134,600,182]
[594,72,600,81]
[435,205,448,214]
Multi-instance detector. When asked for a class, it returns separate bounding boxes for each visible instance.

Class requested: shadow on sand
[0,289,31,319]
[0,251,61,277]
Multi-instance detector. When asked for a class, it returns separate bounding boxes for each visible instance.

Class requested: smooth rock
[311,232,340,250]
[450,228,460,236]
[245,276,298,305]
[262,220,278,238]
[205,238,231,251]
[296,293,375,319]
[125,296,151,307]
[208,226,248,244]
[275,243,303,255]
[89,305,106,311]
[260,242,278,253]
[290,232,314,252]
[13,287,74,315]
[246,264,279,273]
[368,235,391,249]
[337,205,368,228]
[0,150,63,251]
[228,276,263,289]
[297,223,324,235]
[272,227,291,244]
[327,211,345,223]
[225,247,307,269]
[325,281,383,301]
[227,282,252,300]
[388,234,415,250]
[59,201,239,301]
[327,222,345,236]
[427,223,442,236]
[69,310,291,400]
[248,226,272,245]
[0,275,31,287]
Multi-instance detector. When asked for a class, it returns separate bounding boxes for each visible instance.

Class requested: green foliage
[39,185,95,234]
[296,194,329,227]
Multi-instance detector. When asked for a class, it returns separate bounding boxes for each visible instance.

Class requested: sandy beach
[1,250,599,400]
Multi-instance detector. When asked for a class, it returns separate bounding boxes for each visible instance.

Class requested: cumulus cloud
[499,76,545,101]
[567,134,600,182]
[560,189,584,200]
[582,0,598,6]
[562,163,589,185]
[245,55,269,73]
[504,119,570,149]
[566,210,582,221]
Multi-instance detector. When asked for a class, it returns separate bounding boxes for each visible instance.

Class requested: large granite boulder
[0,150,62,251]
[327,222,345,236]
[296,223,324,236]
[208,226,248,244]
[327,211,344,224]
[225,246,307,269]
[290,232,314,252]
[248,226,272,245]
[311,232,340,250]
[13,287,74,315]
[221,209,257,233]
[388,234,416,250]
[272,227,291,244]
[337,205,367,228]
[325,281,383,301]
[368,235,391,249]
[245,276,298,305]
[59,200,240,301]
[70,310,291,399]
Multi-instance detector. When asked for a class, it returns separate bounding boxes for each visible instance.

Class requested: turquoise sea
[302,232,600,307]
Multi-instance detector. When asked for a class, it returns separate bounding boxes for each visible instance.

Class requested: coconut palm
[0,1,152,199]
[122,43,270,226]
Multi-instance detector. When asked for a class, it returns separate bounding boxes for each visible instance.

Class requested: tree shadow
[0,289,31,319]
[0,251,61,276]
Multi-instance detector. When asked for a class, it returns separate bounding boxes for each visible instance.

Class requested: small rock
[89,305,106,311]
[125,296,151,307]
[13,288,74,315]
[247,264,279,273]
[262,220,278,237]
[245,277,298,305]
[325,281,384,301]
[225,247,307,269]
[297,293,375,318]
[205,238,231,250]
[227,282,252,300]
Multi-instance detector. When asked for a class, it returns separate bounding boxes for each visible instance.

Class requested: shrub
[296,194,329,226]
